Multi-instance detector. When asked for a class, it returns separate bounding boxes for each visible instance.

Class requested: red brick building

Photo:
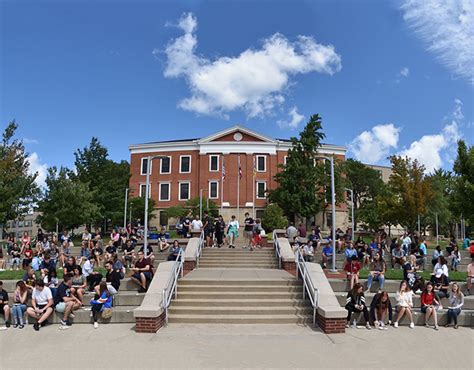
[129,126,347,227]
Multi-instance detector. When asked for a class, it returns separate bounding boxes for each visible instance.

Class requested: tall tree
[74,137,130,227]
[268,114,343,221]
[425,169,454,236]
[452,140,474,225]
[385,156,434,230]
[0,121,39,225]
[342,159,385,227]
[37,167,99,231]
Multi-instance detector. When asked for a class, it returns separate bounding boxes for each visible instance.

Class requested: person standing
[227,215,239,249]
[243,213,254,249]
[214,215,226,248]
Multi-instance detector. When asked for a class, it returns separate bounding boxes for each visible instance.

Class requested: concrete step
[198,265,279,269]
[168,313,312,324]
[334,291,474,310]
[168,306,313,315]
[176,291,304,300]
[198,262,278,266]
[178,285,303,293]
[203,250,274,254]
[328,279,469,293]
[172,298,309,307]
[178,279,300,286]
[200,256,276,261]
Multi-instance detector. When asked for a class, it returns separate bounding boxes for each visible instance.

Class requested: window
[159,210,169,227]
[159,182,171,201]
[256,210,265,220]
[284,156,288,166]
[179,182,190,201]
[256,181,266,199]
[141,157,150,175]
[209,181,219,199]
[256,155,266,172]
[139,183,151,198]
[160,156,171,174]
[209,155,219,172]
[18,221,24,227]
[24,220,32,227]
[180,155,191,173]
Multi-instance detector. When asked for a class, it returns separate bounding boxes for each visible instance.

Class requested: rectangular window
[159,182,170,201]
[159,210,169,227]
[179,182,190,201]
[256,155,266,172]
[284,156,288,166]
[209,181,219,199]
[209,155,219,172]
[139,184,151,198]
[256,181,266,199]
[18,221,24,227]
[256,210,265,220]
[180,155,191,173]
[160,156,171,174]
[141,157,150,175]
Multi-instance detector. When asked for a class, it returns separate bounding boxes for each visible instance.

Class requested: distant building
[4,211,43,239]
[129,125,348,228]
[366,164,392,183]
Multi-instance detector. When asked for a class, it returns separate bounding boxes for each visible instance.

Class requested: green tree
[268,114,342,221]
[0,121,40,225]
[167,197,218,220]
[129,196,156,225]
[262,204,287,232]
[74,137,130,228]
[37,167,99,231]
[385,156,434,230]
[452,140,474,226]
[425,169,454,236]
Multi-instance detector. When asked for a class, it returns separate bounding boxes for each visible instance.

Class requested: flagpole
[221,156,224,215]
[252,155,256,219]
[237,155,240,222]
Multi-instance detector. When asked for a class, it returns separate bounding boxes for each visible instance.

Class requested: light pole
[316,155,337,272]
[143,155,167,259]
[123,188,129,230]
[344,188,354,242]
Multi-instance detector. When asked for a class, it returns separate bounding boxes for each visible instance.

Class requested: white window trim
[158,182,171,202]
[256,181,266,199]
[256,155,266,172]
[208,180,219,199]
[284,156,288,165]
[139,183,151,198]
[160,156,172,174]
[178,181,191,201]
[209,155,219,172]
[140,157,152,175]
[179,155,192,174]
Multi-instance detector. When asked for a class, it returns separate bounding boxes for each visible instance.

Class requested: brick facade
[135,310,167,333]
[317,314,346,334]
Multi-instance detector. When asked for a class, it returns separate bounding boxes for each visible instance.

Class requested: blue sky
[1,0,472,185]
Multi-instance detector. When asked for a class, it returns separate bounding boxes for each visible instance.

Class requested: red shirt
[24,249,33,259]
[344,261,361,275]
[421,292,436,306]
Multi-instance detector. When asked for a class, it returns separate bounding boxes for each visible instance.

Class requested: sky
[1,0,473,187]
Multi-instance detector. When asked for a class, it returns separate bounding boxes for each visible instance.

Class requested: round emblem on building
[233,132,243,141]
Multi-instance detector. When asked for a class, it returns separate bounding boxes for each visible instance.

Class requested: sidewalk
[1,323,472,369]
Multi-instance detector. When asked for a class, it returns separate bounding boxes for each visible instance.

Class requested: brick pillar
[317,313,346,334]
[183,260,196,276]
[282,260,297,277]
[135,311,167,333]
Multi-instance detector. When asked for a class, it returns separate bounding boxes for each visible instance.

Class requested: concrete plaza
[1,323,472,369]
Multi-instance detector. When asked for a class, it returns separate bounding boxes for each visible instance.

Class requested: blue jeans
[447,308,461,325]
[12,304,27,324]
[367,273,385,289]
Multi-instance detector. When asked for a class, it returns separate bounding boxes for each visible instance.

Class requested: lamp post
[316,155,337,272]
[344,188,354,242]
[123,188,129,230]
[143,155,167,259]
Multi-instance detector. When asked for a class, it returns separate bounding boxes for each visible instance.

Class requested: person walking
[227,215,239,249]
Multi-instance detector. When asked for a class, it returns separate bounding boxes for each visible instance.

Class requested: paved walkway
[1,323,472,369]
[185,268,293,280]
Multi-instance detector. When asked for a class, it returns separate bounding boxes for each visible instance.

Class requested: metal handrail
[272,230,282,268]
[295,248,319,327]
[196,230,205,266]
[162,249,184,325]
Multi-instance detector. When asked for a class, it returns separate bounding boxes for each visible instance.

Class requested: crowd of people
[287,225,473,330]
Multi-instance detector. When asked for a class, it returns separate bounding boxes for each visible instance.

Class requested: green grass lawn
[0,268,107,281]
[358,267,467,282]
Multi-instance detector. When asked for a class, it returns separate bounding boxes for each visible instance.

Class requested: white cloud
[350,123,401,164]
[277,107,304,129]
[160,12,342,119]
[401,0,474,84]
[27,152,48,188]
[399,99,464,173]
[23,138,39,144]
[399,67,410,77]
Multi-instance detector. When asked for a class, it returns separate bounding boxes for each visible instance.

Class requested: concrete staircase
[198,248,279,269]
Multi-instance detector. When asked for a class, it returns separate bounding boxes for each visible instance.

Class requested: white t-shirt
[32,287,53,306]
[191,220,203,230]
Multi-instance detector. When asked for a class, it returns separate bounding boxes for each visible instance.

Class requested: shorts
[132,272,153,281]
[55,302,66,313]
[420,306,428,314]
[244,231,253,240]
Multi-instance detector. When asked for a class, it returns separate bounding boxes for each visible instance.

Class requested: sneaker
[366,323,371,330]
[13,323,18,328]
[33,323,40,331]
[434,325,439,331]
[352,319,357,329]
[409,322,415,329]
[394,322,399,328]
[19,324,24,329]
[345,322,350,328]
[415,289,422,294]
[60,319,68,326]
[138,287,146,293]
[58,325,70,330]
[93,322,99,329]
[40,321,48,327]
[454,324,458,329]
[5,321,10,328]
[444,323,451,328]
[425,323,430,328]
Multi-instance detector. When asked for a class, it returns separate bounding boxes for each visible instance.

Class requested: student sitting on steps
[393,280,415,329]
[345,283,371,330]
[369,290,392,330]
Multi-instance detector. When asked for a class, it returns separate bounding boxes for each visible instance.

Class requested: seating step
[172,298,309,307]
[176,291,304,300]
[178,285,302,292]
[168,313,312,324]
[168,306,312,315]
[178,279,300,286]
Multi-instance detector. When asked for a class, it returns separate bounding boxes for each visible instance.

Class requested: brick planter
[282,260,297,277]
[135,310,166,333]
[183,260,196,276]
[317,313,346,334]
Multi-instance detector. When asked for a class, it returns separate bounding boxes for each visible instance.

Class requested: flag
[222,161,226,182]
[253,156,257,177]
[238,156,242,180]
